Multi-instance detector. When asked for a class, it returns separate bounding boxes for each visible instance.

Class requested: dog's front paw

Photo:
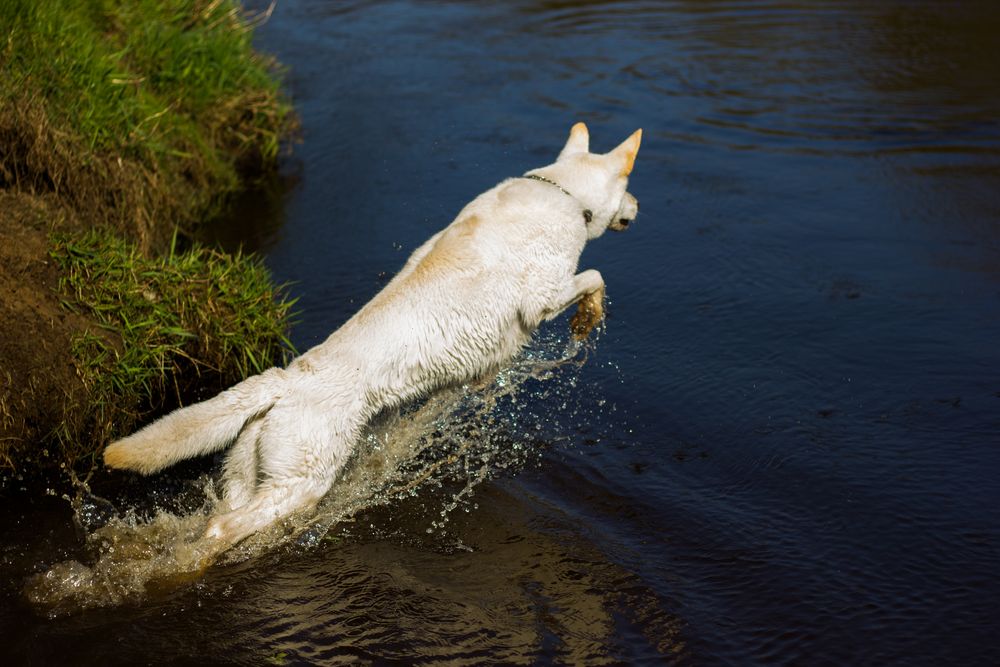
[570,285,605,340]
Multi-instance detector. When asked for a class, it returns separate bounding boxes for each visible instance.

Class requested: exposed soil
[0,192,96,470]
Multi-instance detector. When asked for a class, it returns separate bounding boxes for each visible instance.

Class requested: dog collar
[520,174,593,224]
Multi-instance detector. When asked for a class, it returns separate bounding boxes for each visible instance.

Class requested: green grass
[0,0,299,473]
[0,0,293,241]
[50,229,296,457]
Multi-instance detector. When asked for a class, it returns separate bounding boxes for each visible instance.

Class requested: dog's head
[540,123,642,240]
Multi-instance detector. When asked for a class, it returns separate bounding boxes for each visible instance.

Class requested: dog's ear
[610,128,642,176]
[558,122,590,160]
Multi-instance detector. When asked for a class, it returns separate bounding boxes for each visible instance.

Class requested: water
[3,0,1000,663]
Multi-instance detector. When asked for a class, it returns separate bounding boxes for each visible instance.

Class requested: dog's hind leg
[204,475,332,547]
[220,417,263,510]
[206,402,360,547]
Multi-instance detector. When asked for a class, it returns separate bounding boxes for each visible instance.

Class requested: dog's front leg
[570,282,606,340]
[544,269,606,339]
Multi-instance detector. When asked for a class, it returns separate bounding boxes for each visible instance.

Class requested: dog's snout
[608,193,638,232]
[609,215,633,232]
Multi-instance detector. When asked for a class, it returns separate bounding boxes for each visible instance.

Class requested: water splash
[24,328,596,616]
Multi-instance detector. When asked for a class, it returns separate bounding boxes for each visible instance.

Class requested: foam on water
[24,327,598,617]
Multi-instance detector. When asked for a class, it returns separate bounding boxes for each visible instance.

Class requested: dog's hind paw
[570,286,605,340]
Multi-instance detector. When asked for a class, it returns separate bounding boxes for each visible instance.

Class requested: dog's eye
[583,209,593,223]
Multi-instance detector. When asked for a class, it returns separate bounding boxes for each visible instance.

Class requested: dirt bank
[0,0,297,475]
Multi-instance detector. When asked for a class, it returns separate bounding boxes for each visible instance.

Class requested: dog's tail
[103,367,287,475]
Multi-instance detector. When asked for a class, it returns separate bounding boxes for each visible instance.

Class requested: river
[3,1,1000,664]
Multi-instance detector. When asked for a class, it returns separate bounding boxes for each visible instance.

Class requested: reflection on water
[203,483,686,664]
[3,0,1000,663]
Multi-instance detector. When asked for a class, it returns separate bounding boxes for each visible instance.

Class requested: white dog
[104,123,642,548]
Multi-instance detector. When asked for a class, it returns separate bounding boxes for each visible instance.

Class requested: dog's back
[305,183,585,408]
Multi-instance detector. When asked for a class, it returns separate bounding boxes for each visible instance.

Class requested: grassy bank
[1,0,293,247]
[0,0,297,474]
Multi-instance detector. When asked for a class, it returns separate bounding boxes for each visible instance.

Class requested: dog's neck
[519,174,593,224]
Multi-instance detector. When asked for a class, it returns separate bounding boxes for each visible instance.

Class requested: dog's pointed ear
[611,128,642,176]
[558,122,590,160]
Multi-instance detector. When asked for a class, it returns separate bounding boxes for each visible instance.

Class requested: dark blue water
[3,1,1000,663]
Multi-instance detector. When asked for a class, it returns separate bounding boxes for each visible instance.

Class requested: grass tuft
[49,229,297,460]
